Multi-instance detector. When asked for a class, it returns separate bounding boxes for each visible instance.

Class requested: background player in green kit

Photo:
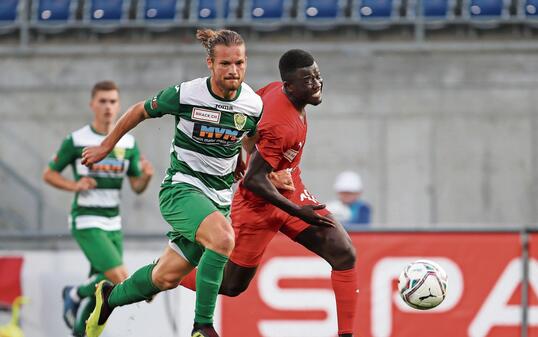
[81,29,263,337]
[42,80,154,336]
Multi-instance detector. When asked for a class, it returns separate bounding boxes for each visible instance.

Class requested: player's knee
[336,243,356,270]
[325,241,356,270]
[208,230,235,256]
[152,271,181,290]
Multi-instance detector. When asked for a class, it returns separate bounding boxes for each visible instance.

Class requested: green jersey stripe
[74,206,119,218]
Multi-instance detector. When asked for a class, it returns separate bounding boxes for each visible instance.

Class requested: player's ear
[206,56,213,70]
[283,80,293,94]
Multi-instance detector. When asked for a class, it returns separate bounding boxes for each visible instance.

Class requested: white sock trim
[69,287,80,303]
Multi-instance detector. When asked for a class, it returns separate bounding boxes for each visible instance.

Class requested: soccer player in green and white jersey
[43,80,154,336]
[82,29,263,337]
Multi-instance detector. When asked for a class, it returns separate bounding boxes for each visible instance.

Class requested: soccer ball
[398,259,448,310]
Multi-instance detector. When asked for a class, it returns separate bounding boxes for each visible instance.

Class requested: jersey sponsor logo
[234,113,247,130]
[283,142,302,162]
[113,147,125,160]
[191,108,221,124]
[89,157,125,175]
[151,96,158,110]
[192,123,244,146]
[216,103,233,111]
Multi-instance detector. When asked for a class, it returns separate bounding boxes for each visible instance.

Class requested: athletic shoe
[85,281,114,337]
[62,286,80,330]
[191,323,220,337]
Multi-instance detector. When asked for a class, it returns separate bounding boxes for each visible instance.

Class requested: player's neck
[210,78,238,100]
[283,88,306,115]
[91,121,113,135]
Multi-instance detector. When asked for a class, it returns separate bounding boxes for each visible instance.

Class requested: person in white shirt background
[327,171,371,230]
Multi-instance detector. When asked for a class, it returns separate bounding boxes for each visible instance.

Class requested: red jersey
[236,81,307,203]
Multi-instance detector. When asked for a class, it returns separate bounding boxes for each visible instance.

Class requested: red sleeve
[256,123,287,170]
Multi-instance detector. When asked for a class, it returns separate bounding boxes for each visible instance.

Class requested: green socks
[194,249,229,324]
[108,263,161,308]
[77,273,107,299]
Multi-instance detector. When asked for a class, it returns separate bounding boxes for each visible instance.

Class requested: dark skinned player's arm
[243,150,334,227]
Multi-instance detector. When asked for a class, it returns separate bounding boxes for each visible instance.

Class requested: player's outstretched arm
[243,150,335,228]
[82,101,149,167]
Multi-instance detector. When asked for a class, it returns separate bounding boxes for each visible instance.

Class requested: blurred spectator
[327,171,371,229]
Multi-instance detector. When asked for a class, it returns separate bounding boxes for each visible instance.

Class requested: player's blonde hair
[196,28,245,60]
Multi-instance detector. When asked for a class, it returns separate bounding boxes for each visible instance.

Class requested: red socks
[180,269,197,291]
[331,268,358,335]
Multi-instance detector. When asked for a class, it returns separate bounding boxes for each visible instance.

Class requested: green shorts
[72,228,123,274]
[159,183,230,266]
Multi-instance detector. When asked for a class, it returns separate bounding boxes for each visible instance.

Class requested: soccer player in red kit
[182,49,358,337]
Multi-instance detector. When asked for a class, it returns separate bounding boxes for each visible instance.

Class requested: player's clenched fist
[75,176,97,191]
[81,145,111,167]
[269,169,295,191]
[140,156,154,177]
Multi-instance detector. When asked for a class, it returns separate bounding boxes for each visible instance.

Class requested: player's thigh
[159,183,229,266]
[229,201,280,268]
[72,228,123,273]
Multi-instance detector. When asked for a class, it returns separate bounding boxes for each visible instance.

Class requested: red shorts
[229,180,330,268]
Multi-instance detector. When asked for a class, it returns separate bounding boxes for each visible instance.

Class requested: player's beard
[218,76,242,94]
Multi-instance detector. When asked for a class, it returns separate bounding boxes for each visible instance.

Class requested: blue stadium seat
[424,0,451,18]
[407,0,455,21]
[248,0,285,20]
[195,0,231,20]
[37,0,72,22]
[0,0,19,23]
[523,0,538,18]
[357,0,395,20]
[466,0,507,18]
[89,0,128,21]
[141,0,180,20]
[302,0,343,20]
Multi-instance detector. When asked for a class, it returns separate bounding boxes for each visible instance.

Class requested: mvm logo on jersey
[192,124,244,146]
[90,157,125,175]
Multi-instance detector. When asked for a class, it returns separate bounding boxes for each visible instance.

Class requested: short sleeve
[247,107,263,137]
[256,124,286,170]
[144,84,180,118]
[48,135,77,172]
[127,142,142,177]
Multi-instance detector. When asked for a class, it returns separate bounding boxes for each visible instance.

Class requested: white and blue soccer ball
[398,259,448,310]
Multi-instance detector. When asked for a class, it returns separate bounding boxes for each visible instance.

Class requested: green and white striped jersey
[144,77,263,206]
[49,125,142,231]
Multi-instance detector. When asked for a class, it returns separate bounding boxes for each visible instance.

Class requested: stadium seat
[522,0,538,18]
[139,0,182,21]
[247,0,286,20]
[0,0,19,24]
[36,0,73,22]
[356,0,396,20]
[301,0,345,20]
[194,0,232,20]
[406,0,455,28]
[353,0,400,28]
[88,0,129,22]
[464,0,508,19]
[407,0,455,20]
